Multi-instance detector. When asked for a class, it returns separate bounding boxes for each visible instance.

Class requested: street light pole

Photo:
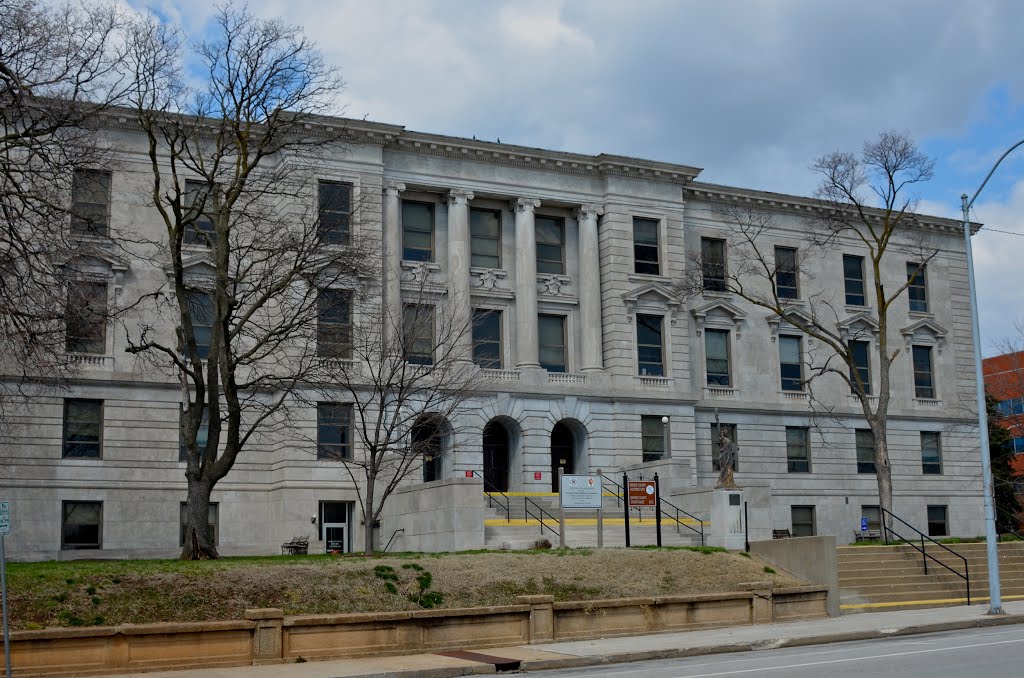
[961,137,1024,615]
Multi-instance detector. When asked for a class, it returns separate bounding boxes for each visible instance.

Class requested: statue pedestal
[708,488,746,550]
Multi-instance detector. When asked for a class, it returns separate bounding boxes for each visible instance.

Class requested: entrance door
[550,422,575,492]
[324,524,347,553]
[483,421,510,492]
[320,501,350,553]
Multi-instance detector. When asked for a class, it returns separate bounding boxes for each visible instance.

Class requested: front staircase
[482,493,706,549]
[838,540,1024,612]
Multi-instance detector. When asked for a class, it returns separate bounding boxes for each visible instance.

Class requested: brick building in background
[982,351,1024,527]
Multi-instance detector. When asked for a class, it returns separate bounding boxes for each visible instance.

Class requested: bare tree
[324,279,482,555]
[677,131,937,527]
[121,6,362,559]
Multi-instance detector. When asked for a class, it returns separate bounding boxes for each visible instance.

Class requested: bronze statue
[714,410,738,489]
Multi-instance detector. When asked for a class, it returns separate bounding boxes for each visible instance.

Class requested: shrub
[532,538,552,550]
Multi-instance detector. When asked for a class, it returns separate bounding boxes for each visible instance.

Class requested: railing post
[921,534,928,575]
[623,472,630,548]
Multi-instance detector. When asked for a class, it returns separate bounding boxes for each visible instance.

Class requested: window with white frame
[633,217,660,275]
[704,329,731,386]
[849,340,871,395]
[779,335,803,391]
[907,262,928,313]
[317,289,352,359]
[403,304,435,365]
[65,281,108,354]
[786,427,810,473]
[402,201,434,262]
[843,254,866,306]
[318,181,351,245]
[774,246,799,299]
[472,309,502,369]
[641,415,667,462]
[636,314,665,376]
[470,208,501,268]
[70,169,111,237]
[538,314,567,372]
[62,500,102,550]
[912,345,935,398]
[536,216,565,274]
[921,431,942,475]
[701,238,727,292]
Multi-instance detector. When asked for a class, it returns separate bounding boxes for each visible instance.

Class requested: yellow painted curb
[485,518,706,527]
[841,593,1024,610]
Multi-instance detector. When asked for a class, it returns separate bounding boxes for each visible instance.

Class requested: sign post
[557,469,565,548]
[627,479,657,547]
[559,474,603,550]
[623,473,630,547]
[1,500,11,678]
[654,474,662,548]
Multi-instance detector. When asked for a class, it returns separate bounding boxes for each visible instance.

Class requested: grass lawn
[7,547,801,630]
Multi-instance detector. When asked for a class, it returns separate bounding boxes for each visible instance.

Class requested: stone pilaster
[382,182,405,348]
[514,197,542,369]
[577,204,605,372]
[447,189,475,362]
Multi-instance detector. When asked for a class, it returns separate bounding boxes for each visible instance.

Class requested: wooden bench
[772,529,792,539]
[854,529,882,542]
[281,536,309,555]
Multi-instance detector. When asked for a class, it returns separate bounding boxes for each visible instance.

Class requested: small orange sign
[627,480,657,507]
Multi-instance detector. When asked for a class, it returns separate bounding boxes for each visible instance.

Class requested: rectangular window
[636,314,665,376]
[633,217,660,275]
[318,181,351,245]
[907,262,928,313]
[402,201,434,262]
[62,500,102,550]
[927,505,948,537]
[1014,437,1024,454]
[62,399,102,459]
[641,415,666,462]
[856,428,876,474]
[786,427,810,473]
[791,505,816,537]
[711,423,738,472]
[317,289,352,359]
[921,431,942,475]
[65,281,107,354]
[317,402,352,460]
[403,305,435,365]
[536,215,565,274]
[701,238,727,292]
[70,169,111,236]
[472,309,502,369]
[185,291,214,360]
[184,180,215,246]
[179,502,218,547]
[912,345,935,399]
[705,329,731,386]
[861,505,881,532]
[843,254,866,306]
[774,246,799,299]
[470,208,501,268]
[538,314,566,373]
[849,340,871,395]
[997,398,1024,416]
[779,335,803,391]
[179,407,210,463]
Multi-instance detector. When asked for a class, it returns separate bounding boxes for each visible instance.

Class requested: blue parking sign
[860,517,868,532]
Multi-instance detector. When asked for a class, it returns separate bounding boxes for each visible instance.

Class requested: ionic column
[514,197,542,368]
[577,204,605,372]
[382,182,405,348]
[447,189,475,362]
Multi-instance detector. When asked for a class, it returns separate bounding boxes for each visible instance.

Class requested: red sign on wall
[534,471,543,481]
[465,470,474,478]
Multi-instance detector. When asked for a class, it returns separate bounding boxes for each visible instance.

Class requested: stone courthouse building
[0,117,986,559]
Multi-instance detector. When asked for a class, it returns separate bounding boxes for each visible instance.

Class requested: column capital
[513,197,542,213]
[383,181,406,196]
[447,188,475,205]
[575,204,604,221]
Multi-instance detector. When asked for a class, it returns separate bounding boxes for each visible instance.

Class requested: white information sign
[0,503,8,536]
[559,474,603,509]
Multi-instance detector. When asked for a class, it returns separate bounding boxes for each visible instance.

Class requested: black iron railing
[996,505,1024,542]
[471,470,510,522]
[470,470,559,538]
[383,528,404,552]
[598,472,644,521]
[523,496,560,538]
[882,507,971,605]
[659,495,705,546]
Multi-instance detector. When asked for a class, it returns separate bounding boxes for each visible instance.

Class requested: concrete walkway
[94,600,1024,678]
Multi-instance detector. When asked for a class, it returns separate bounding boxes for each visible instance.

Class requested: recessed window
[907,262,928,313]
[538,314,567,373]
[403,305,435,365]
[71,169,111,237]
[412,416,445,483]
[470,208,501,268]
[704,329,731,386]
[62,501,102,550]
[641,415,667,462]
[861,505,881,532]
[402,201,434,262]
[921,431,942,475]
[774,247,799,299]
[856,428,876,474]
[779,335,803,391]
[786,427,810,473]
[65,281,108,354]
[317,402,352,460]
[843,254,866,306]
[472,309,502,369]
[636,314,665,376]
[317,289,352,359]
[63,399,103,459]
[633,217,660,275]
[927,505,948,537]
[179,407,209,463]
[701,238,727,292]
[184,180,216,246]
[185,291,214,360]
[536,216,565,275]
[849,340,871,395]
[179,502,218,547]
[912,345,935,399]
[711,423,738,472]
[318,181,351,245]
[791,505,816,537]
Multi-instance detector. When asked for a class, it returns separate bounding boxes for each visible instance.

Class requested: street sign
[560,474,602,509]
[0,503,8,536]
[627,480,657,507]
[861,517,868,532]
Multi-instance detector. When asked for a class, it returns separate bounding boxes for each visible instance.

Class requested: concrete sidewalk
[95,600,1024,678]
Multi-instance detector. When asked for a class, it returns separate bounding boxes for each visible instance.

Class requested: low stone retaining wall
[9,585,827,676]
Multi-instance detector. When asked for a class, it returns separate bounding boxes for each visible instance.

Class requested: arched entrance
[550,422,576,492]
[411,415,447,483]
[482,420,511,492]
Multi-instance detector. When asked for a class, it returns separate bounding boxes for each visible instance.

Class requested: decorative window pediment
[165,253,216,289]
[767,307,815,342]
[691,298,746,337]
[623,282,682,323]
[63,247,129,299]
[838,311,880,343]
[901,318,948,355]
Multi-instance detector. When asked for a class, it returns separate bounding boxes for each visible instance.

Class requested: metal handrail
[995,505,1024,542]
[881,508,971,605]
[523,495,560,538]
[598,472,644,521]
[469,470,559,538]
[471,470,510,523]
[659,495,705,546]
[383,528,404,553]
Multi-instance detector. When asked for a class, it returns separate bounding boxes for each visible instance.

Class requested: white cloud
[497,1,594,53]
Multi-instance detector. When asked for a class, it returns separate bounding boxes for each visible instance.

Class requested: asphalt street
[528,625,1024,678]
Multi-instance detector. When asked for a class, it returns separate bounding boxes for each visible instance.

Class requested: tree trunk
[872,419,894,535]
[180,479,218,560]
[363,478,375,555]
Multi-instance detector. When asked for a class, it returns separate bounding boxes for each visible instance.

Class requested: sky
[127,0,1024,355]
